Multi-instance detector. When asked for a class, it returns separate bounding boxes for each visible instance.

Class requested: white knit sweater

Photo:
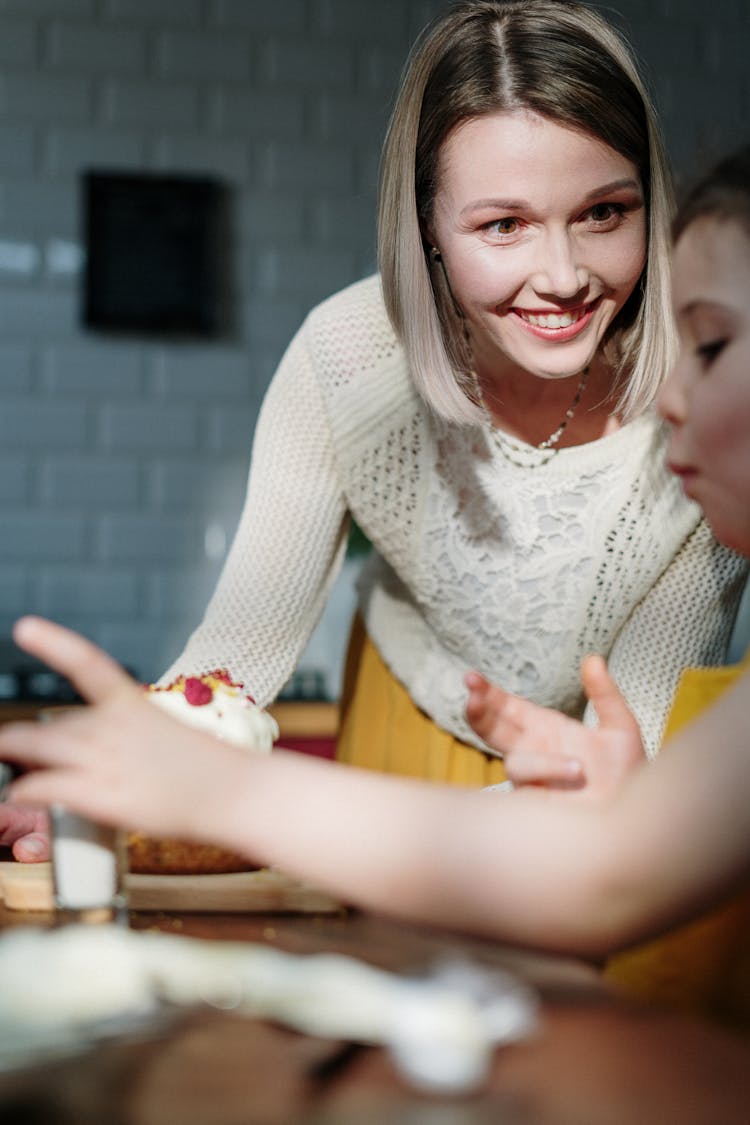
[164,275,747,758]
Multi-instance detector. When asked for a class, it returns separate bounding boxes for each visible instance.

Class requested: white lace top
[164,275,747,758]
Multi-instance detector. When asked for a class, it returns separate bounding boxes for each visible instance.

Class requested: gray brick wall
[0,0,747,685]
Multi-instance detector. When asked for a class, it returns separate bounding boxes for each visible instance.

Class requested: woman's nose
[530,231,588,299]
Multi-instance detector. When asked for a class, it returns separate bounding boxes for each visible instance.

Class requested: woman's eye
[586,202,625,226]
[486,217,520,238]
[696,338,727,366]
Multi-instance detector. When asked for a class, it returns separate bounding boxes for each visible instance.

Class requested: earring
[430,246,442,263]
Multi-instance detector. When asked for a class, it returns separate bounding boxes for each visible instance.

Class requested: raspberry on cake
[127,671,279,875]
[145,670,279,752]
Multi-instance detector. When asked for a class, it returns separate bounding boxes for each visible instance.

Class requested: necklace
[473,365,590,468]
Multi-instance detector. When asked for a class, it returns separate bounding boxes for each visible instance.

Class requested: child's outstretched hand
[465,655,646,801]
[0,617,253,849]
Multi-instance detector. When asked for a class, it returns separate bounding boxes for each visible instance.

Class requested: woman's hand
[0,803,50,862]
[0,617,253,847]
[465,655,646,801]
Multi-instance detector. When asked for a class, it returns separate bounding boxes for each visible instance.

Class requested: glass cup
[40,707,129,926]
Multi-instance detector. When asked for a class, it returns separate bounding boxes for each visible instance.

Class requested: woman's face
[659,216,750,558]
[430,110,647,384]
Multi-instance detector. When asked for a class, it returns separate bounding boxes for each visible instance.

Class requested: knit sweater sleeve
[583,520,748,758]
[159,322,350,704]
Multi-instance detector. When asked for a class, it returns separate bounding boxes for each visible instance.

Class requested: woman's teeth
[520,309,585,329]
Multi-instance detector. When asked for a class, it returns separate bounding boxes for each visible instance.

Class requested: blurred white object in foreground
[0,924,538,1094]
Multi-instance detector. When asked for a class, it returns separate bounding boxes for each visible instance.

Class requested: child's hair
[377,0,675,425]
[673,146,750,242]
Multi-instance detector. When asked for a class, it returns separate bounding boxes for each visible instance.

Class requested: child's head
[659,147,750,558]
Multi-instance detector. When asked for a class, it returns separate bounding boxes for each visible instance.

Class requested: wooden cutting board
[0,861,343,915]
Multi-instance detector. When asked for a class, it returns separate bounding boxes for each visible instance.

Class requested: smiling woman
[124,0,748,779]
[428,112,647,446]
[1,2,747,867]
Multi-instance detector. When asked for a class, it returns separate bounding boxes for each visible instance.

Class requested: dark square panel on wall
[82,170,226,338]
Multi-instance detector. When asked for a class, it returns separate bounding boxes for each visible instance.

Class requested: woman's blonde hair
[377,0,676,425]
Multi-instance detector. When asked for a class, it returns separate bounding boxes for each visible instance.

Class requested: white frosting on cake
[147,674,279,752]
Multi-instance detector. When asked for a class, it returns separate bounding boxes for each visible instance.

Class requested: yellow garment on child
[605,650,750,1030]
[336,616,508,787]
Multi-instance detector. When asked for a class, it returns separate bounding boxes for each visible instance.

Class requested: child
[2,147,750,1027]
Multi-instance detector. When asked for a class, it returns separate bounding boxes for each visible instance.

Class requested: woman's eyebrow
[459,196,528,217]
[459,179,643,218]
[582,177,642,201]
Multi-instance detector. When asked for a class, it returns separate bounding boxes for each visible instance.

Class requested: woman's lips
[511,298,600,342]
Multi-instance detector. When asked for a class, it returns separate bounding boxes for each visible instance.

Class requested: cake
[144,670,279,752]
[127,671,279,875]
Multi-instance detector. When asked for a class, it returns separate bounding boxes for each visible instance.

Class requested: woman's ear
[421,229,441,264]
[420,219,436,252]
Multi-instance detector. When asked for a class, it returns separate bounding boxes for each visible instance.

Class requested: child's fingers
[580,654,640,733]
[504,750,583,787]
[0,712,110,777]
[464,672,492,718]
[467,703,523,749]
[465,672,525,746]
[0,720,53,766]
[7,770,71,806]
[12,617,135,706]
[9,770,122,826]
[464,671,489,691]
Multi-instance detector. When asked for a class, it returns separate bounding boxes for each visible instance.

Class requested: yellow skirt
[605,656,750,1031]
[335,615,508,787]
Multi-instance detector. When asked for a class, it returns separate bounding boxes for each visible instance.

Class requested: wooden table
[1,900,748,1124]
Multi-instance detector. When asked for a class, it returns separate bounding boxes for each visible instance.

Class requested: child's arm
[2,617,748,959]
[465,655,646,799]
